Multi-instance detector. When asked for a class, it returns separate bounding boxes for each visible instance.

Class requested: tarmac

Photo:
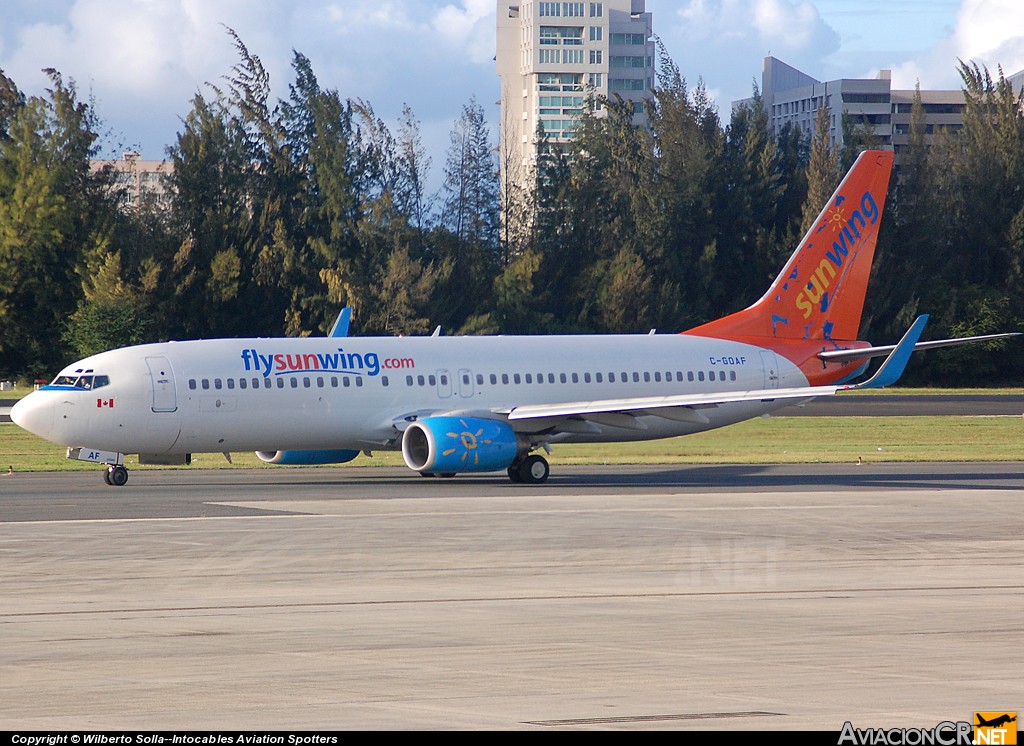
[1,464,1022,730]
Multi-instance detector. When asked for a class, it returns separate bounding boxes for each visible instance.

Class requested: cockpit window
[50,374,110,390]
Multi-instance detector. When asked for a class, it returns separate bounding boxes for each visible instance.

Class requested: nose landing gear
[104,465,129,486]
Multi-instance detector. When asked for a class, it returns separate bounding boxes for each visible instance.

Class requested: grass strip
[2,414,1023,473]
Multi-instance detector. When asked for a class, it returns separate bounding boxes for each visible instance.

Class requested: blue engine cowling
[255,449,360,465]
[402,416,520,474]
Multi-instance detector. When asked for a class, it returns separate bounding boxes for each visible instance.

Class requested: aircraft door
[458,368,474,399]
[145,356,178,412]
[759,350,780,389]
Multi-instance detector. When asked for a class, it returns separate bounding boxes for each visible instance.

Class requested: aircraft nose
[10,394,54,440]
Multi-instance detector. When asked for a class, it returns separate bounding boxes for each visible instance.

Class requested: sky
[1,0,1023,190]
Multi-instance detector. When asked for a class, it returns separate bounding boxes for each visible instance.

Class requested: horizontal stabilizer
[818,331,1021,363]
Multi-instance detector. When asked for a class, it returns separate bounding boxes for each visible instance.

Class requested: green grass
[3,415,1023,473]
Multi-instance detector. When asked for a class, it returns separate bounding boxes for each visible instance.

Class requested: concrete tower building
[496,1,654,200]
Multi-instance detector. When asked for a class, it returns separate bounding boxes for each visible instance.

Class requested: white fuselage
[13,333,807,457]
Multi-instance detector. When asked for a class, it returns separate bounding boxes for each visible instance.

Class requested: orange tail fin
[687,149,894,343]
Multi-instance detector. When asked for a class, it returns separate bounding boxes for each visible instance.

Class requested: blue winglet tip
[856,314,929,390]
[329,307,352,338]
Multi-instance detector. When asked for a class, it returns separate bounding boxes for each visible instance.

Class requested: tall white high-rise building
[496,1,654,195]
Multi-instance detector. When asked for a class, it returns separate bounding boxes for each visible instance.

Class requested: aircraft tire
[108,465,129,487]
[507,463,523,483]
[103,468,113,485]
[518,455,549,485]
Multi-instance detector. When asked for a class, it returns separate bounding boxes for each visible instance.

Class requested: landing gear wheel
[103,468,113,485]
[517,454,549,485]
[507,463,523,483]
[107,465,129,487]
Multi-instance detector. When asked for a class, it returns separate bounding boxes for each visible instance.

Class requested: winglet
[328,307,352,338]
[847,315,929,390]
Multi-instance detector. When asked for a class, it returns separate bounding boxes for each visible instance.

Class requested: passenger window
[548,373,555,383]
[688,371,694,382]
[698,372,705,382]
[344,377,351,387]
[476,374,483,385]
[502,373,509,384]
[437,375,445,386]
[214,379,222,390]
[676,371,684,382]
[571,373,579,383]
[730,371,737,381]
[381,376,389,387]
[355,378,363,387]
[560,373,567,383]
[608,372,616,383]
[189,379,197,390]
[276,378,284,388]
[417,375,425,386]
[239,378,247,389]
[490,374,497,385]
[583,372,591,383]
[227,379,235,389]
[654,372,661,382]
[202,379,210,390]
[513,373,521,384]
[316,376,324,387]
[643,372,651,383]
[407,375,414,386]
[253,378,261,388]
[525,373,533,384]
[632,372,640,383]
[595,373,602,383]
[289,378,298,388]
[331,377,339,387]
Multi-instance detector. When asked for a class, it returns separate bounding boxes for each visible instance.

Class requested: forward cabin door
[145,356,178,412]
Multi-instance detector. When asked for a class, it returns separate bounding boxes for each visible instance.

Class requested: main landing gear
[103,464,129,486]
[507,454,549,484]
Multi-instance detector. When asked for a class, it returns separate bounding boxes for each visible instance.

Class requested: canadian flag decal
[97,398,114,408]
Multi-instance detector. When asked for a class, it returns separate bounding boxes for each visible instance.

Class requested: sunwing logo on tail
[795,190,880,320]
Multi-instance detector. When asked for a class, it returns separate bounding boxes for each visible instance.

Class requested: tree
[0,71,109,376]
[800,105,839,236]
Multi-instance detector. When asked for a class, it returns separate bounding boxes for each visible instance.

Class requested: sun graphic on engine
[442,419,493,466]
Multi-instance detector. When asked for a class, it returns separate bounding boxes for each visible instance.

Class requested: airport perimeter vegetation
[2,388,1023,472]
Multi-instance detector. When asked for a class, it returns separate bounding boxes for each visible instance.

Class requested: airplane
[976,714,1017,729]
[11,149,1019,486]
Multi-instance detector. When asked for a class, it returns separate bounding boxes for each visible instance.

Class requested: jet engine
[402,416,520,474]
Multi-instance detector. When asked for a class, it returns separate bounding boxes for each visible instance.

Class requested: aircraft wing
[504,316,929,426]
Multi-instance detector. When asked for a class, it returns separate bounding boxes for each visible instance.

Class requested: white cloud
[432,0,496,64]
[951,0,1024,76]
[887,0,1024,91]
